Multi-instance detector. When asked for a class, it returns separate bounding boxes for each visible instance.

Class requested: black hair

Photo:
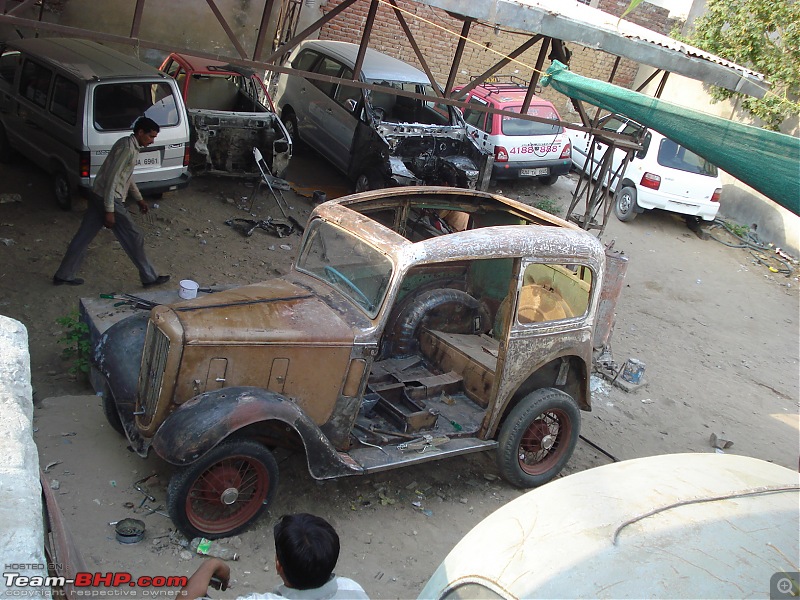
[274,513,340,590]
[133,116,160,134]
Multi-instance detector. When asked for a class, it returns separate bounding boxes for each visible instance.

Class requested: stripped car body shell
[95,186,622,537]
[160,52,291,177]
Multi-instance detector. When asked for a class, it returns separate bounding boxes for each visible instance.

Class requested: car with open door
[91,186,623,539]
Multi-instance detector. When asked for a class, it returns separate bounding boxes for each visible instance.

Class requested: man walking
[53,116,170,287]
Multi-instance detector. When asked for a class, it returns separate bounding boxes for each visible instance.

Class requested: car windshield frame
[296,219,394,318]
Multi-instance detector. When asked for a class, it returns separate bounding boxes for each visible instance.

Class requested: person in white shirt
[180,513,369,600]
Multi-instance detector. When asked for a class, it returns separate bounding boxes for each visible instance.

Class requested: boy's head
[273,513,340,590]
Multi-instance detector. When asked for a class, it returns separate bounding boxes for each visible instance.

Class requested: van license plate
[135,152,161,169]
[520,168,549,177]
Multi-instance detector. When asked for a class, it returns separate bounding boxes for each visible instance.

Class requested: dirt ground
[1,152,798,599]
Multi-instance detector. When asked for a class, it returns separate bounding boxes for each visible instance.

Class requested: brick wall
[317,0,671,117]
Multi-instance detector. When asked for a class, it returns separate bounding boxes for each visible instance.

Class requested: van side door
[13,58,55,165]
[462,96,492,155]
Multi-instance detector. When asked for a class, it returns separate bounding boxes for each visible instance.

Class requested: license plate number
[520,168,549,177]
[135,152,161,169]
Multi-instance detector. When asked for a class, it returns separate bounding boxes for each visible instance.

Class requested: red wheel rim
[185,454,270,535]
[517,408,572,476]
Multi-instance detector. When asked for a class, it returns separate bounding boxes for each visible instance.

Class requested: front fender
[151,387,363,480]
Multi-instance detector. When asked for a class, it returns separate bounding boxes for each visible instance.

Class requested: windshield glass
[501,105,562,136]
[367,80,452,125]
[657,138,718,177]
[297,220,393,317]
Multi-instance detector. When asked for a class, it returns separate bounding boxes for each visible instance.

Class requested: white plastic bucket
[179,279,199,299]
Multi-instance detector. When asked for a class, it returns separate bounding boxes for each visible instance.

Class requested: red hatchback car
[458,79,571,184]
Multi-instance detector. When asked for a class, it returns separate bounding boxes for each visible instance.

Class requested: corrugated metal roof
[418,0,768,97]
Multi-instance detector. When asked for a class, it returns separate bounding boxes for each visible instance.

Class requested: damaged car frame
[93,187,627,539]
[272,40,492,192]
[160,52,291,177]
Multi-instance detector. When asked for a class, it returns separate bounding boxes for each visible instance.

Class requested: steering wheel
[324,266,372,308]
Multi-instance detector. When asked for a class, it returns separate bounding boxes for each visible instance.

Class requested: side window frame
[49,74,79,125]
[19,59,52,109]
[514,261,594,326]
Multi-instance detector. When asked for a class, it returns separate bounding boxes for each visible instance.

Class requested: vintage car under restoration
[92,187,626,539]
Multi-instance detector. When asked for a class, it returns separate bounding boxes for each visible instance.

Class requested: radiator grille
[137,322,170,425]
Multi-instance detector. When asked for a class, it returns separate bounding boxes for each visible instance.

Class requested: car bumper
[492,159,572,180]
[637,190,720,221]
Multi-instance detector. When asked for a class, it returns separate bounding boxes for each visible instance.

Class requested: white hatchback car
[569,114,722,222]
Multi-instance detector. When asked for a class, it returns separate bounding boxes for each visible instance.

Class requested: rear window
[93,82,180,131]
[501,105,562,136]
[656,138,718,177]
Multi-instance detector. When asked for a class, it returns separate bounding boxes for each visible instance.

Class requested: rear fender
[151,387,363,480]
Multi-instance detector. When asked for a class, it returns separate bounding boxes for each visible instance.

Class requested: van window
[657,138,718,177]
[94,82,180,131]
[0,51,19,84]
[50,75,79,125]
[501,105,561,136]
[333,68,360,108]
[20,60,52,108]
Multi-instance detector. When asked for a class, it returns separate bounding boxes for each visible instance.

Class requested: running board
[346,437,498,474]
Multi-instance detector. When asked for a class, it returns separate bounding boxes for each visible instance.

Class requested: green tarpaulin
[542,61,800,216]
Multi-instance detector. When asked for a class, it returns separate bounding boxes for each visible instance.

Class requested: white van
[0,38,191,209]
[569,114,722,222]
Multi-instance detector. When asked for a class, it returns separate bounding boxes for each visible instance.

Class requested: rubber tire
[167,439,279,539]
[54,169,72,211]
[614,186,639,222]
[281,109,302,154]
[101,392,125,436]
[354,168,383,193]
[497,388,581,488]
[0,124,12,163]
[538,174,559,186]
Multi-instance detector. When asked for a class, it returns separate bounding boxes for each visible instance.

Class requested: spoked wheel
[497,388,580,488]
[167,440,279,539]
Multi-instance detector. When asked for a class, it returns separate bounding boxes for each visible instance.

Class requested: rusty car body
[160,52,291,177]
[94,187,623,539]
[272,40,492,192]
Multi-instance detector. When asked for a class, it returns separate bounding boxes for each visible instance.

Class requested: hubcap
[619,193,632,213]
[220,487,239,505]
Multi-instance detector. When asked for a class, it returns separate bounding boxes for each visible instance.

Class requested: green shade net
[542,61,800,216]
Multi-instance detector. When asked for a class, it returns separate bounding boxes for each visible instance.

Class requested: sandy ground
[1,151,799,599]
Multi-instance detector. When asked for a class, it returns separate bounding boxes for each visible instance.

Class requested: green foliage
[534,198,560,215]
[56,311,91,377]
[675,0,800,130]
[725,220,750,238]
[619,0,644,22]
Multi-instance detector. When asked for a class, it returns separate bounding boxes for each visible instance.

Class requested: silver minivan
[273,40,492,191]
[0,38,191,209]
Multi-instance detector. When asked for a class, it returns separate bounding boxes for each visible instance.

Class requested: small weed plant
[56,311,91,378]
[534,198,560,216]
[725,220,750,238]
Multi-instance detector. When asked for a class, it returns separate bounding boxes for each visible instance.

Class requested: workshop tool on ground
[141,503,170,518]
[250,147,291,216]
[225,217,296,238]
[133,473,157,503]
[100,293,158,310]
